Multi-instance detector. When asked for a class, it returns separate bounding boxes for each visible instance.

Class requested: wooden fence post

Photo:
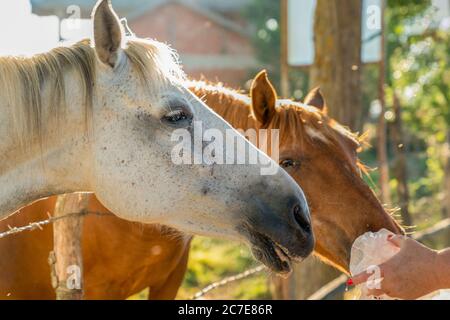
[270,256,341,300]
[48,193,89,300]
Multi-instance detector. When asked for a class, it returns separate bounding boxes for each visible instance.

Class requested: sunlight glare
[0,0,60,56]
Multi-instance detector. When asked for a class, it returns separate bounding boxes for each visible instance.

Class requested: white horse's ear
[92,0,124,68]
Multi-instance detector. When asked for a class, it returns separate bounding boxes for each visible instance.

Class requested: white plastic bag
[350,229,399,300]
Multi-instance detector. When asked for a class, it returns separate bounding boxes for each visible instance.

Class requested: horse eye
[280,159,297,168]
[162,108,192,125]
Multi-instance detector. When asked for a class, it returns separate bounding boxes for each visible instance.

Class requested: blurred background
[0,0,449,299]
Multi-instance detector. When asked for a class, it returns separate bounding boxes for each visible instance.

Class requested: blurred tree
[243,0,309,100]
[377,0,391,205]
[309,0,363,131]
[387,0,448,222]
[391,92,412,226]
[243,0,281,84]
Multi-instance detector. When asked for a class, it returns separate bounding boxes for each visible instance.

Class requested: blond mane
[0,37,185,149]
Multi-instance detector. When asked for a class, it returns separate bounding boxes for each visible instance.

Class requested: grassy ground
[128,236,272,300]
[177,237,272,300]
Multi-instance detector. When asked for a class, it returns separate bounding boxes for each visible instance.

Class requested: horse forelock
[125,37,185,91]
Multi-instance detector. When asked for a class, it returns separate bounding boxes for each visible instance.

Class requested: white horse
[0,0,314,273]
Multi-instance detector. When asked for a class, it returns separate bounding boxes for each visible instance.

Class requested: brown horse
[0,71,402,299]
[0,197,190,300]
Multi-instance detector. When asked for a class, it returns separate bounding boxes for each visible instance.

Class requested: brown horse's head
[249,71,403,272]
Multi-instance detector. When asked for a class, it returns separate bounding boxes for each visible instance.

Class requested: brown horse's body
[0,197,190,299]
[0,73,402,299]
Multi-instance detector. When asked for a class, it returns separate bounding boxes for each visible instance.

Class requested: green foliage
[386,0,432,85]
[243,0,281,74]
[179,237,269,299]
[243,0,309,98]
[386,1,449,224]
[233,276,271,300]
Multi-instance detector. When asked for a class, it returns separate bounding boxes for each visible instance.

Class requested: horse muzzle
[238,198,315,274]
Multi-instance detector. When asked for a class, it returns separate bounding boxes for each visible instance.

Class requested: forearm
[436,248,450,289]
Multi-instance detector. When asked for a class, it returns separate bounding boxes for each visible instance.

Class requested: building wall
[129,3,255,88]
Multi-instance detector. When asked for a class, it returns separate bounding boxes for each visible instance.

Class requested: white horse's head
[86,0,314,273]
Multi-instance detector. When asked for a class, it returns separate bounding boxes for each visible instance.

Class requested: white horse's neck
[0,69,92,219]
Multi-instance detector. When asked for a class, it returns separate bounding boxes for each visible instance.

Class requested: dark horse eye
[162,108,192,125]
[280,159,297,168]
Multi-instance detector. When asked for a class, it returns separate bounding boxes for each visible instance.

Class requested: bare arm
[436,248,450,290]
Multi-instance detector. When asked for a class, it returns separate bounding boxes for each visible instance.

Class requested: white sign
[287,0,382,66]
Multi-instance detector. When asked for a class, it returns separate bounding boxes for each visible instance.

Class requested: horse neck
[0,67,91,219]
[190,84,258,131]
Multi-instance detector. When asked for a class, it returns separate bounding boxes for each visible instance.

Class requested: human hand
[351,235,441,300]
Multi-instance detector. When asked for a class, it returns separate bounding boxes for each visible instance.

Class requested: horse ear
[92,0,124,68]
[304,87,326,112]
[250,70,277,126]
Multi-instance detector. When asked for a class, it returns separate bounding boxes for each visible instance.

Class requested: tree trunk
[49,193,89,300]
[280,0,290,98]
[309,0,363,131]
[377,106,390,205]
[376,0,391,205]
[272,0,362,300]
[444,129,450,219]
[391,93,412,226]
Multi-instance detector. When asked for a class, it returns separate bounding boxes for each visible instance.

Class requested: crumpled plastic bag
[349,229,450,300]
[350,229,399,299]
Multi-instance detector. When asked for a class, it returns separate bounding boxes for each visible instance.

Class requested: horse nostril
[293,204,311,233]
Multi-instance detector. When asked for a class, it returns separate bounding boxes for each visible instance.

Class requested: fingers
[351,266,384,285]
[351,271,370,286]
[352,269,389,299]
[387,234,406,248]
[351,272,389,299]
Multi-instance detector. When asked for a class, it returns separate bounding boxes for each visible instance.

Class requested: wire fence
[191,265,266,300]
[0,211,109,239]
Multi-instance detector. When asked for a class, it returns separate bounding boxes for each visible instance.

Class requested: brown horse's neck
[188,82,258,130]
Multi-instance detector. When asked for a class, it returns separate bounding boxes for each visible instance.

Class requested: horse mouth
[249,231,294,275]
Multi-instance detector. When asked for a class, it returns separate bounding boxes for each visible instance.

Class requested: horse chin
[249,231,293,275]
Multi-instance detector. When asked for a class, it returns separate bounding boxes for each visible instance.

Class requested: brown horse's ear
[304,87,326,112]
[250,70,277,126]
[92,0,124,68]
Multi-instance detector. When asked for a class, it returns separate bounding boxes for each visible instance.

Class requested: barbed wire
[191,265,266,300]
[0,211,110,239]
